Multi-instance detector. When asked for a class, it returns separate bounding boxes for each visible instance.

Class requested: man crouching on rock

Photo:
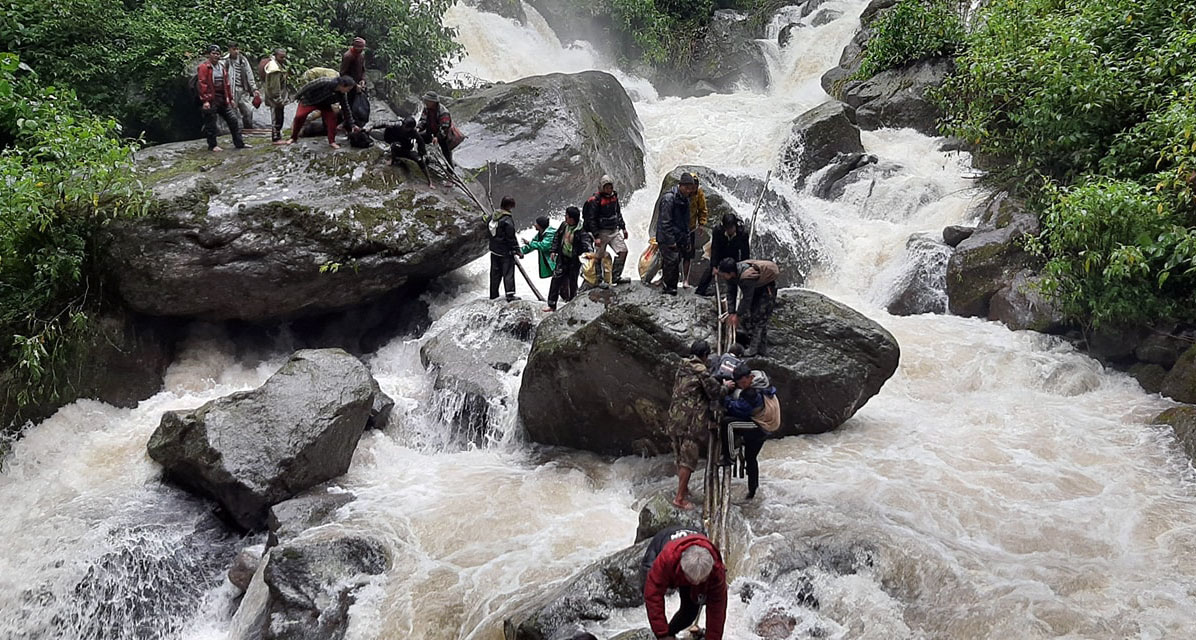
[642,526,728,640]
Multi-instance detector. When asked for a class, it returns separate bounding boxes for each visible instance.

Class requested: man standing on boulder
[582,175,630,286]
[197,44,246,152]
[276,75,360,149]
[486,196,521,302]
[642,526,727,640]
[418,91,456,168]
[225,42,261,130]
[656,173,698,295]
[718,257,779,357]
[546,206,588,311]
[262,48,289,142]
[696,213,750,297]
[667,340,724,510]
[681,176,709,288]
[520,215,557,281]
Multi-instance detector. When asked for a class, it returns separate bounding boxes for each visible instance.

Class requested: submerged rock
[104,141,488,322]
[777,101,865,189]
[419,299,542,444]
[452,71,646,226]
[519,285,899,454]
[885,233,951,316]
[148,349,379,530]
[946,193,1042,318]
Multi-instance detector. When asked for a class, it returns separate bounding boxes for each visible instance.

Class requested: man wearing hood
[486,196,521,301]
[583,175,629,286]
[721,364,780,500]
[641,526,728,640]
[655,173,698,295]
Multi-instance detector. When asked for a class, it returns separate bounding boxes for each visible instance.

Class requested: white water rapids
[4,1,1196,638]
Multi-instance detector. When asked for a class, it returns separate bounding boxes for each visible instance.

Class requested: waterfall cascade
[3,1,1196,639]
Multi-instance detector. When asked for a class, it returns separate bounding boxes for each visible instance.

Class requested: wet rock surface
[988,269,1066,333]
[819,0,899,95]
[841,58,953,135]
[778,101,865,189]
[104,141,488,322]
[1162,345,1196,404]
[946,193,1042,318]
[148,349,380,530]
[650,10,769,98]
[885,233,951,316]
[452,71,646,226]
[420,299,541,444]
[464,0,527,23]
[519,285,899,454]
[942,225,975,247]
[267,486,357,547]
[1155,405,1196,463]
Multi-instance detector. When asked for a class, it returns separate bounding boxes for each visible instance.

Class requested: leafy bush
[0,0,459,139]
[854,0,964,80]
[0,53,146,411]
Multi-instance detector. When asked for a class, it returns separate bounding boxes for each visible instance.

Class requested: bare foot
[542,307,555,312]
[329,142,341,149]
[274,139,293,146]
[672,497,695,510]
[210,146,223,152]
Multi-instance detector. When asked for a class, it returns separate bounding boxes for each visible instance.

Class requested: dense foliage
[570,0,727,65]
[854,0,964,80]
[0,53,145,411]
[936,0,1196,327]
[0,0,460,137]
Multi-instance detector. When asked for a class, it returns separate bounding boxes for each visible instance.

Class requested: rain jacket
[550,221,590,261]
[689,187,709,230]
[642,528,728,640]
[263,57,288,107]
[711,220,750,265]
[655,186,691,248]
[520,226,557,278]
[725,370,780,432]
[583,190,625,233]
[486,208,519,257]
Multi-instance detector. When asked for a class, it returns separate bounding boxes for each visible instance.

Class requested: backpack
[347,129,373,148]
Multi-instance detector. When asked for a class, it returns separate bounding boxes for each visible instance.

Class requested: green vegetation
[854,0,964,80]
[0,53,146,412]
[933,0,1196,328]
[0,0,460,138]
[569,0,716,65]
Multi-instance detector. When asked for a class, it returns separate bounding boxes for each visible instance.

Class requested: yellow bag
[582,252,614,285]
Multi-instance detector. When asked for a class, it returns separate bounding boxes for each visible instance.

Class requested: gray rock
[946,193,1042,318]
[1129,363,1168,395]
[635,493,706,544]
[229,552,271,640]
[808,152,879,200]
[419,300,541,444]
[860,0,900,25]
[842,57,954,135]
[988,269,1066,333]
[1162,345,1196,404]
[267,487,357,547]
[1134,328,1193,368]
[652,166,819,289]
[801,0,833,18]
[229,546,265,593]
[942,225,975,247]
[811,8,844,26]
[1155,405,1196,463]
[104,142,488,322]
[1086,325,1147,363]
[148,349,378,530]
[885,233,951,316]
[464,0,526,23]
[503,541,648,640]
[368,384,395,430]
[611,630,656,640]
[778,23,803,48]
[262,530,390,640]
[452,71,646,227]
[518,285,899,454]
[665,10,769,96]
[777,101,865,189]
[819,0,900,97]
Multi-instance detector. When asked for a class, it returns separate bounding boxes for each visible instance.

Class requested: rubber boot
[612,254,631,285]
[746,325,768,357]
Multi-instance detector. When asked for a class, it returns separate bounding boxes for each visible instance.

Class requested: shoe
[694,288,713,297]
[598,282,609,290]
[614,277,631,285]
[745,490,756,500]
[235,144,251,149]
[506,295,520,302]
[662,288,678,296]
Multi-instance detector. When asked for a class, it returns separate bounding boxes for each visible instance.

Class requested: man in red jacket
[196,44,245,152]
[641,526,728,640]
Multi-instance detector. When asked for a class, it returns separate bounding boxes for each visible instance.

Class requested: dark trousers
[203,101,244,150]
[739,283,777,352]
[695,265,715,294]
[270,104,285,141]
[547,258,580,309]
[422,132,454,167]
[722,419,767,496]
[490,253,515,299]
[660,244,682,292]
[667,587,703,635]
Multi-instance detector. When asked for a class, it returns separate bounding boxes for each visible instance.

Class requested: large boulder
[504,541,648,640]
[650,10,769,98]
[819,0,899,96]
[519,285,899,454]
[1155,405,1196,463]
[841,58,954,135]
[884,233,951,316]
[988,269,1066,333]
[261,530,389,640]
[102,141,488,322]
[777,101,865,189]
[148,349,380,530]
[419,299,541,445]
[654,166,820,287]
[946,193,1042,318]
[1162,346,1196,404]
[452,71,646,226]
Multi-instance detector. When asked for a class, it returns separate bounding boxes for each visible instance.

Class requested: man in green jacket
[520,215,557,279]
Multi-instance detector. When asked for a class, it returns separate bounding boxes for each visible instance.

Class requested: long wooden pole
[747,170,773,235]
[514,258,545,302]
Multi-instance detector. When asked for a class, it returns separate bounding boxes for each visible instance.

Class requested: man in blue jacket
[721,364,779,500]
[655,172,699,295]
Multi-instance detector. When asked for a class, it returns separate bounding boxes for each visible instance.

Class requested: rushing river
[3,1,1196,639]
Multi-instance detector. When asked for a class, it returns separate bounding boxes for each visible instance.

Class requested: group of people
[198,38,460,162]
